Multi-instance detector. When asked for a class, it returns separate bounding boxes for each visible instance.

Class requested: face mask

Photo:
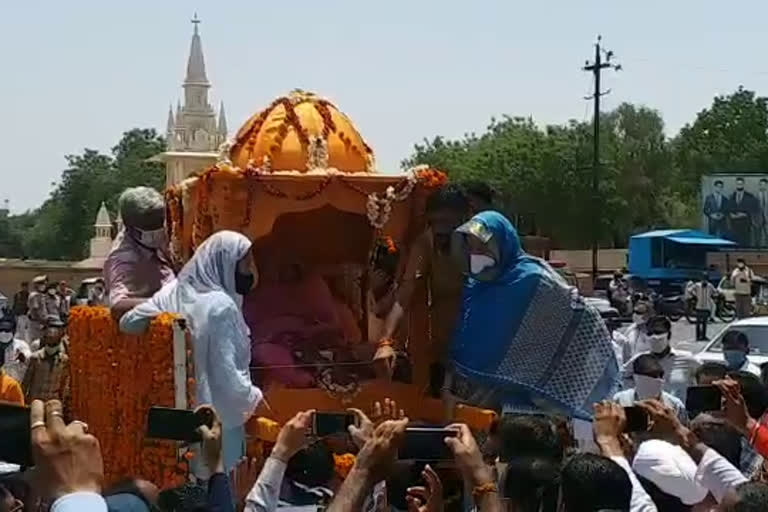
[47,289,57,296]
[633,314,646,325]
[44,343,61,356]
[648,333,670,353]
[724,349,747,369]
[470,254,496,274]
[739,263,746,269]
[37,285,46,292]
[0,332,12,344]
[634,374,664,400]
[134,227,166,249]
[234,271,255,296]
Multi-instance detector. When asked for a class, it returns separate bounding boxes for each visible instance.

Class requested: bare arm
[327,468,376,512]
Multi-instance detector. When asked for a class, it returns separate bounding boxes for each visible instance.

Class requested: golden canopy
[229,90,375,173]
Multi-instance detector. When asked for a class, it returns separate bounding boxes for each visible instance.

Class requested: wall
[0,260,102,301]
[549,249,628,274]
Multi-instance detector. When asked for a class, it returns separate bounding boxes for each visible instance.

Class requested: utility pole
[583,35,621,280]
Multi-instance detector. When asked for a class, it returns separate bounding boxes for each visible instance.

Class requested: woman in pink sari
[244,255,346,388]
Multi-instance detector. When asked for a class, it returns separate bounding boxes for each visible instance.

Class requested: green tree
[405,102,678,249]
[1,129,166,260]
[674,87,768,196]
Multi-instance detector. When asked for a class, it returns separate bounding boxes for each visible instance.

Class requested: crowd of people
[3,182,768,511]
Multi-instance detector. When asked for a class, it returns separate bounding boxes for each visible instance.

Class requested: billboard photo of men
[703,179,728,237]
[756,178,768,248]
[729,177,758,246]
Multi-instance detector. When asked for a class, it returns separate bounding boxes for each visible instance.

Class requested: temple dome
[230,90,375,173]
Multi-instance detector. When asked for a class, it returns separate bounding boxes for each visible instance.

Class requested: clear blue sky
[3,0,768,213]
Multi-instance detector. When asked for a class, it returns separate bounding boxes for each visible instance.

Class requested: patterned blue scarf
[451,211,619,420]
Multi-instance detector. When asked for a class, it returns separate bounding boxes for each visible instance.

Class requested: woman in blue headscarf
[447,211,618,420]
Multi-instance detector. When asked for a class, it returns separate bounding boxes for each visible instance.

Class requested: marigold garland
[69,307,194,489]
[333,453,356,479]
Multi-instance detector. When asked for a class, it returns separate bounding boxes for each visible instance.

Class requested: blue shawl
[451,211,619,420]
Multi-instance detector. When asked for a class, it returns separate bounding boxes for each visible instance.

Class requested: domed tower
[152,14,227,186]
[89,202,113,260]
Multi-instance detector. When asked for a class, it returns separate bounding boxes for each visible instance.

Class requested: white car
[717,277,736,304]
[694,317,768,369]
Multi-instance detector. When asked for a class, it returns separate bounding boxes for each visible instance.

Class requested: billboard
[701,174,768,248]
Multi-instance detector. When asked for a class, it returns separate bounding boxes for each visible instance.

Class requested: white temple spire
[166,104,175,134]
[218,101,228,137]
[185,13,209,85]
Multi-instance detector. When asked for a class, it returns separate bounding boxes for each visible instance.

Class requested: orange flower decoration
[333,453,356,479]
[416,168,448,188]
[68,307,196,489]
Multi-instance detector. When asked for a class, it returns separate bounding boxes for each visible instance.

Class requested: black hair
[425,184,469,214]
[714,180,724,187]
[502,456,560,512]
[726,371,768,419]
[0,311,16,332]
[737,177,745,183]
[761,178,768,184]
[561,453,631,512]
[637,476,691,512]
[729,481,768,511]
[722,330,749,350]
[371,238,400,277]
[285,440,335,489]
[646,315,671,335]
[692,416,742,467]
[461,180,495,206]
[737,258,747,264]
[695,362,728,384]
[157,482,207,512]
[633,354,664,378]
[496,414,563,462]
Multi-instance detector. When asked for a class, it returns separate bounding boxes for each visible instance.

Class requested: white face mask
[135,227,166,249]
[44,343,62,356]
[0,332,12,344]
[470,254,496,274]
[648,333,670,353]
[634,374,664,400]
[633,314,646,325]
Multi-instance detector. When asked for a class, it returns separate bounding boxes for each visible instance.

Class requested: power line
[583,35,621,280]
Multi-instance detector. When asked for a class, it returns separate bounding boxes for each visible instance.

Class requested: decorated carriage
[68,90,495,486]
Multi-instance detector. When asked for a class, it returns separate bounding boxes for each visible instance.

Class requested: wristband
[472,482,498,501]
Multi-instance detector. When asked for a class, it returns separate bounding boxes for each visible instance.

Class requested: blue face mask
[724,349,747,369]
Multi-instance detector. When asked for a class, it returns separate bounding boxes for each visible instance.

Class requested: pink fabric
[104,230,175,304]
[244,273,344,387]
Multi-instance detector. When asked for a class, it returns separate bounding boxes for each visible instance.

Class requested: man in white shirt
[625,302,652,359]
[614,354,688,425]
[721,330,762,377]
[623,316,700,403]
[0,314,30,383]
[731,259,754,319]
[688,274,716,341]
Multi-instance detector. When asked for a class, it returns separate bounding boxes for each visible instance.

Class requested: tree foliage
[407,88,768,248]
[3,129,165,260]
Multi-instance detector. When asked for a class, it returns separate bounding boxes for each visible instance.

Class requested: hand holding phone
[623,406,650,433]
[312,412,355,437]
[398,427,459,461]
[686,386,722,416]
[146,407,213,442]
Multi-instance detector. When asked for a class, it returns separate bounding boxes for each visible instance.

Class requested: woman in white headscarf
[120,230,262,471]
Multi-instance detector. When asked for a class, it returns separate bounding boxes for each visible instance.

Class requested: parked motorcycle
[685,292,736,324]
[649,292,685,322]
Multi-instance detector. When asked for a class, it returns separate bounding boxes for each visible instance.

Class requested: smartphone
[312,412,355,437]
[146,407,212,442]
[399,427,459,461]
[623,406,650,433]
[686,386,722,415]
[0,403,31,466]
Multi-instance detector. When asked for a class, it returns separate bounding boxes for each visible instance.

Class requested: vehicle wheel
[669,312,683,322]
[718,303,736,323]
[685,308,697,324]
